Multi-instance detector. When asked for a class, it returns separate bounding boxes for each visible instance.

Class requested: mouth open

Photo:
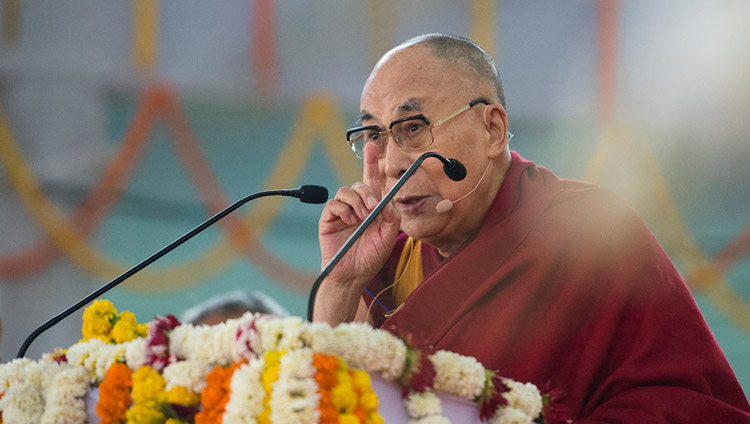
[395,195,430,212]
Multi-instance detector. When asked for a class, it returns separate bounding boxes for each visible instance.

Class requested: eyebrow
[398,98,422,113]
[357,98,423,126]
[356,110,374,126]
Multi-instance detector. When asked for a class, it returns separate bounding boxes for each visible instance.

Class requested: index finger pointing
[362,141,382,201]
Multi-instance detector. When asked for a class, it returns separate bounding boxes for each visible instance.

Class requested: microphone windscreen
[443,159,467,181]
[298,185,329,204]
[436,199,453,213]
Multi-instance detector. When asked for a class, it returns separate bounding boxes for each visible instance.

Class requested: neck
[434,151,512,258]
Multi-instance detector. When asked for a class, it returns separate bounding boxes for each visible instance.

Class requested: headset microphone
[436,160,492,213]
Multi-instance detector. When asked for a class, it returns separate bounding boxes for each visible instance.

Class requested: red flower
[235,314,266,361]
[538,381,572,424]
[394,331,436,398]
[477,371,509,421]
[145,314,181,372]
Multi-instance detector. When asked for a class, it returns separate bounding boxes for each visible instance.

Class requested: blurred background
[0,0,748,396]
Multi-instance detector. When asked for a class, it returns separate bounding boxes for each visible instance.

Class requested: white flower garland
[430,350,486,399]
[0,381,45,424]
[490,406,533,424]
[125,337,147,370]
[309,322,407,381]
[222,359,265,423]
[163,359,214,394]
[404,391,450,424]
[501,380,543,420]
[65,338,127,383]
[269,348,320,424]
[0,358,66,424]
[40,365,89,424]
[257,316,305,353]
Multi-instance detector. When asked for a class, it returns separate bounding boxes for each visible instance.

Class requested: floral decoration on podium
[0,300,568,423]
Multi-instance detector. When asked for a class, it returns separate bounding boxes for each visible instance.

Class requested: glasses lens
[348,128,383,159]
[392,119,431,151]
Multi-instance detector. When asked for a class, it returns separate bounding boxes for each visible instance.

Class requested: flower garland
[194,361,244,424]
[163,359,213,394]
[0,381,44,423]
[259,350,284,424]
[429,350,485,399]
[40,365,90,424]
[222,359,266,422]
[0,358,65,424]
[145,314,181,372]
[96,363,133,423]
[0,300,566,423]
[126,366,167,424]
[404,391,448,424]
[269,349,320,424]
[66,338,129,384]
[81,299,148,344]
[313,353,339,424]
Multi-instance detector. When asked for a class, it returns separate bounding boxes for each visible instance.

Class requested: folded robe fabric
[364,151,750,422]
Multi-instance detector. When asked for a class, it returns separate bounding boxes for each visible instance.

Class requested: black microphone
[306,152,465,321]
[17,185,328,358]
[443,158,466,181]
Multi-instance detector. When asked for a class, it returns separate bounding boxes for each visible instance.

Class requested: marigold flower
[96,363,133,423]
[131,366,167,404]
[125,400,165,424]
[111,311,142,344]
[166,385,201,406]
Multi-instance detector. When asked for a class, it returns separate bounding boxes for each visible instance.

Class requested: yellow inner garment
[393,237,424,306]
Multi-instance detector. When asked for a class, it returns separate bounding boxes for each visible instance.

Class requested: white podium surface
[370,374,481,423]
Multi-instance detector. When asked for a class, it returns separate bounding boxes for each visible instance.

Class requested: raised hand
[315,142,401,323]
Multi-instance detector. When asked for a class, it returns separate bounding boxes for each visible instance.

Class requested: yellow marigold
[351,370,372,392]
[259,351,285,424]
[132,366,167,404]
[137,323,149,337]
[339,413,360,424]
[166,385,201,407]
[258,409,271,424]
[125,399,165,424]
[360,391,378,413]
[111,311,141,344]
[332,382,357,414]
[165,419,190,424]
[367,412,385,424]
[82,299,117,341]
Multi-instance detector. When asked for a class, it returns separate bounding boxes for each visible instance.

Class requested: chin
[400,216,444,244]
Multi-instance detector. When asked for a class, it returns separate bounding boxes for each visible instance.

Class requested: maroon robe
[364,152,750,422]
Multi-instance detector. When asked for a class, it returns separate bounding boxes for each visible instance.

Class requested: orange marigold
[96,363,133,424]
[195,362,244,424]
[314,353,340,424]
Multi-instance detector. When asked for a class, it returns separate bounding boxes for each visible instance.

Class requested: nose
[383,133,411,179]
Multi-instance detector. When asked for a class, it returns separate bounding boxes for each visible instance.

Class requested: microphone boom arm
[17,187,320,358]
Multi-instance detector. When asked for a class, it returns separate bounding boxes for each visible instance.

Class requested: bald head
[379,33,506,108]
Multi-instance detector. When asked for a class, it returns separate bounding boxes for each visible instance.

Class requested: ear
[482,104,510,159]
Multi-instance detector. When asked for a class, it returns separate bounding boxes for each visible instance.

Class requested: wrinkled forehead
[360,46,464,121]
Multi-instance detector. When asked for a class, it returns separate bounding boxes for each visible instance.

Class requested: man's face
[360,46,494,249]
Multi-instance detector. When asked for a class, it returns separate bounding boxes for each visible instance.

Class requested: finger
[320,198,360,227]
[351,182,379,212]
[333,186,370,220]
[362,142,382,201]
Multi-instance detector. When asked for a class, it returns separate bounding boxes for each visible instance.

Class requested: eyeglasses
[346,98,489,159]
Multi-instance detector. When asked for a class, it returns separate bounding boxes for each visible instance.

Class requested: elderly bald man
[313,33,749,421]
